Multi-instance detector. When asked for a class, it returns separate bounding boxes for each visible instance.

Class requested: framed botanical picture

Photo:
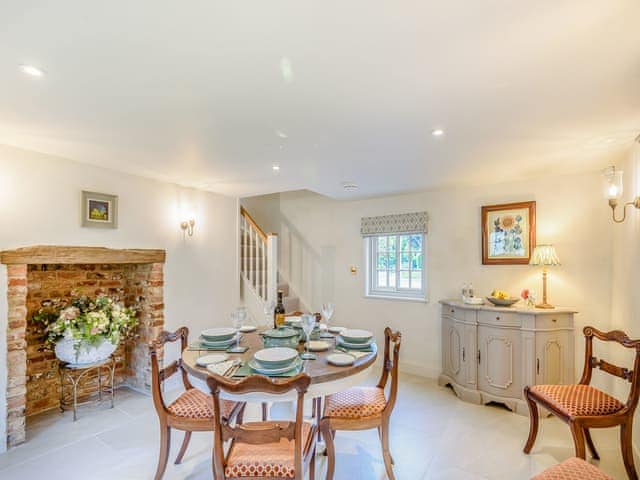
[82,191,118,229]
[481,201,536,265]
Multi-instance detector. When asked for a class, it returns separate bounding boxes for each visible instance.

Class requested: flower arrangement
[521,289,536,308]
[33,294,138,349]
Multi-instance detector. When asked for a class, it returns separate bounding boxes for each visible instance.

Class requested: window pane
[411,271,422,289]
[389,270,396,287]
[411,235,422,251]
[400,253,410,269]
[411,253,423,270]
[399,270,410,288]
[377,271,388,287]
[377,254,388,269]
[388,252,397,269]
[387,236,397,251]
[400,235,411,252]
[377,236,387,252]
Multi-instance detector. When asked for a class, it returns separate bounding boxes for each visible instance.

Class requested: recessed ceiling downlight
[20,64,44,77]
[431,128,444,137]
[272,164,280,172]
[342,182,358,191]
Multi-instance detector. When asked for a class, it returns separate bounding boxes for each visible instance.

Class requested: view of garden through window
[370,233,425,297]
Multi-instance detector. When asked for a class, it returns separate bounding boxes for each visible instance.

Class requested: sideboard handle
[537,358,540,375]
[462,347,466,362]
[451,309,455,314]
[552,318,557,323]
[496,316,500,321]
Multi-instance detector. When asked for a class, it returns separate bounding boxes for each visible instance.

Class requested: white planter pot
[55,337,117,365]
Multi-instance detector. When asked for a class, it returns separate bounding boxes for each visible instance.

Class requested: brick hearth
[1,246,166,448]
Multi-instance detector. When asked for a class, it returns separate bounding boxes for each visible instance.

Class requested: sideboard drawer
[443,305,476,322]
[535,314,572,329]
[478,310,520,327]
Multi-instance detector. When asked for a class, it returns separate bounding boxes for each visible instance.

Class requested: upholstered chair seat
[529,384,624,417]
[324,386,387,419]
[167,388,236,420]
[224,422,314,478]
[532,457,613,480]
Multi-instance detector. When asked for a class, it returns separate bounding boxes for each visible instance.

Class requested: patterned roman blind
[360,211,429,236]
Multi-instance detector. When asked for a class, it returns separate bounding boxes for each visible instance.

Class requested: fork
[223,360,242,377]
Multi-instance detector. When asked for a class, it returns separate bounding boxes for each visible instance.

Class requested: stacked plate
[337,329,375,349]
[200,327,238,348]
[249,347,301,374]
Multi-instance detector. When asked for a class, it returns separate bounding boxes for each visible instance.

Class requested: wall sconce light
[180,218,195,236]
[602,166,640,224]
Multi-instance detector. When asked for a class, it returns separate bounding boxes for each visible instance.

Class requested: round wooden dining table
[182,329,378,402]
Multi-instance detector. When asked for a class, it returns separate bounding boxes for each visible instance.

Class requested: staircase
[240,207,301,322]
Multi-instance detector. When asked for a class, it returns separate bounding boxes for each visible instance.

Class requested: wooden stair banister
[240,206,278,306]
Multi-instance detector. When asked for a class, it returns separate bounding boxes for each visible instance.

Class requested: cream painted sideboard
[438,299,577,415]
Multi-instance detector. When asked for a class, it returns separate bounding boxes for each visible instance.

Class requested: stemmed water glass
[300,314,317,360]
[228,310,244,353]
[321,302,334,329]
[263,300,276,327]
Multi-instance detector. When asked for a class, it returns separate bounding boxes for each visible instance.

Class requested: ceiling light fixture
[272,164,280,172]
[342,182,358,191]
[276,130,288,139]
[20,64,44,77]
[431,128,444,137]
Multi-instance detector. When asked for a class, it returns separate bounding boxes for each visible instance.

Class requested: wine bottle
[274,290,286,328]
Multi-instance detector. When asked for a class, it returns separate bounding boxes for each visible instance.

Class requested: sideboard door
[442,316,463,383]
[478,325,522,399]
[463,323,477,388]
[535,330,573,385]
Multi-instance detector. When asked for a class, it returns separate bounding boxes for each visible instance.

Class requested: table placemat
[232,362,303,378]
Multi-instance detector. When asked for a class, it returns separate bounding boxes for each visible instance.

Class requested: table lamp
[529,244,560,309]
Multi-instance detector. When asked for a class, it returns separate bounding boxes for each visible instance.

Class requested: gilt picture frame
[481,201,535,265]
[82,191,118,229]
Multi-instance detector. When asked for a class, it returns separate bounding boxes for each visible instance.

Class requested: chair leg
[378,426,394,465]
[584,428,600,461]
[523,391,539,454]
[569,421,586,459]
[309,445,316,480]
[236,403,246,424]
[261,402,268,421]
[174,431,191,465]
[320,421,336,480]
[380,419,395,480]
[621,420,638,480]
[154,426,171,480]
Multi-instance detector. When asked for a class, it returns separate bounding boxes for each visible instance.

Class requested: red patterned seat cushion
[225,422,313,478]
[167,388,236,420]
[324,386,387,419]
[529,384,624,417]
[532,457,613,480]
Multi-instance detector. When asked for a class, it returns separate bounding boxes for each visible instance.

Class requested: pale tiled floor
[0,372,630,479]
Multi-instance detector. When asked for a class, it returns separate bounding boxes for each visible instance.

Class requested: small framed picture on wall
[481,201,535,265]
[82,191,118,229]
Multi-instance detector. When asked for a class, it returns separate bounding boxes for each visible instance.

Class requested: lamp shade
[529,245,560,266]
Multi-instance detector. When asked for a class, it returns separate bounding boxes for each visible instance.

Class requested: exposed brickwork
[5,259,164,448]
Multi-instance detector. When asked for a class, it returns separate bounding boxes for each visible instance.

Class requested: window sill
[364,294,429,303]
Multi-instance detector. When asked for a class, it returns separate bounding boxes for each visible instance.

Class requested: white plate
[308,340,330,352]
[327,353,355,366]
[341,329,374,343]
[254,347,299,366]
[201,327,237,340]
[196,354,229,367]
[249,357,302,375]
[328,326,346,334]
[337,337,374,349]
[200,335,238,347]
[239,325,257,333]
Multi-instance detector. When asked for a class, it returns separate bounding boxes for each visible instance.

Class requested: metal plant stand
[59,356,116,421]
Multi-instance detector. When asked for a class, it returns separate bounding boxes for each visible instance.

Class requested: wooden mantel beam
[0,246,166,265]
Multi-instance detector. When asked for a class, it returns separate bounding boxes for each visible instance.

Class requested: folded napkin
[205,360,236,375]
[335,344,375,357]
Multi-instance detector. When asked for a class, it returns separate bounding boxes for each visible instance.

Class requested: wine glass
[263,300,276,326]
[300,314,317,360]
[321,302,334,328]
[228,311,244,353]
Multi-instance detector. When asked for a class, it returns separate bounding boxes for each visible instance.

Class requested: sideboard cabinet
[438,300,576,415]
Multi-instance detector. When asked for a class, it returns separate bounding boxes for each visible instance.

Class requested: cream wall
[0,145,240,452]
[243,171,614,380]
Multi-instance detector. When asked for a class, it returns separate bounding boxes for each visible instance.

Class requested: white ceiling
[1,1,639,199]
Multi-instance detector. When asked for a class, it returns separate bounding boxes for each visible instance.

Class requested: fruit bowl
[486,296,519,307]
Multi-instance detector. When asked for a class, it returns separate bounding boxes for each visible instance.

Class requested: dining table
[182,328,378,403]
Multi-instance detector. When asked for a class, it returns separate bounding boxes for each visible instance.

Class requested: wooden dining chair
[320,327,401,480]
[206,372,317,480]
[149,327,245,480]
[523,326,640,480]
[532,457,614,480]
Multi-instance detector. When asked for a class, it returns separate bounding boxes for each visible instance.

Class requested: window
[366,233,426,300]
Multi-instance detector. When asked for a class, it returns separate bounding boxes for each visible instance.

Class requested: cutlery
[223,360,242,377]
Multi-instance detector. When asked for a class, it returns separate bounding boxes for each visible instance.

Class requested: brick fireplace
[1,246,166,448]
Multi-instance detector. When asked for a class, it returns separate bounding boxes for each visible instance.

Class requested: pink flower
[521,289,530,300]
[91,327,99,335]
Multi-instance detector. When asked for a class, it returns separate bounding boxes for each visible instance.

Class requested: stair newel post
[266,234,278,305]
[242,216,248,279]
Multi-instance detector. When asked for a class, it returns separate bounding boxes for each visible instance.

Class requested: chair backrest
[579,326,640,411]
[207,373,311,480]
[377,327,402,414]
[149,327,192,417]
